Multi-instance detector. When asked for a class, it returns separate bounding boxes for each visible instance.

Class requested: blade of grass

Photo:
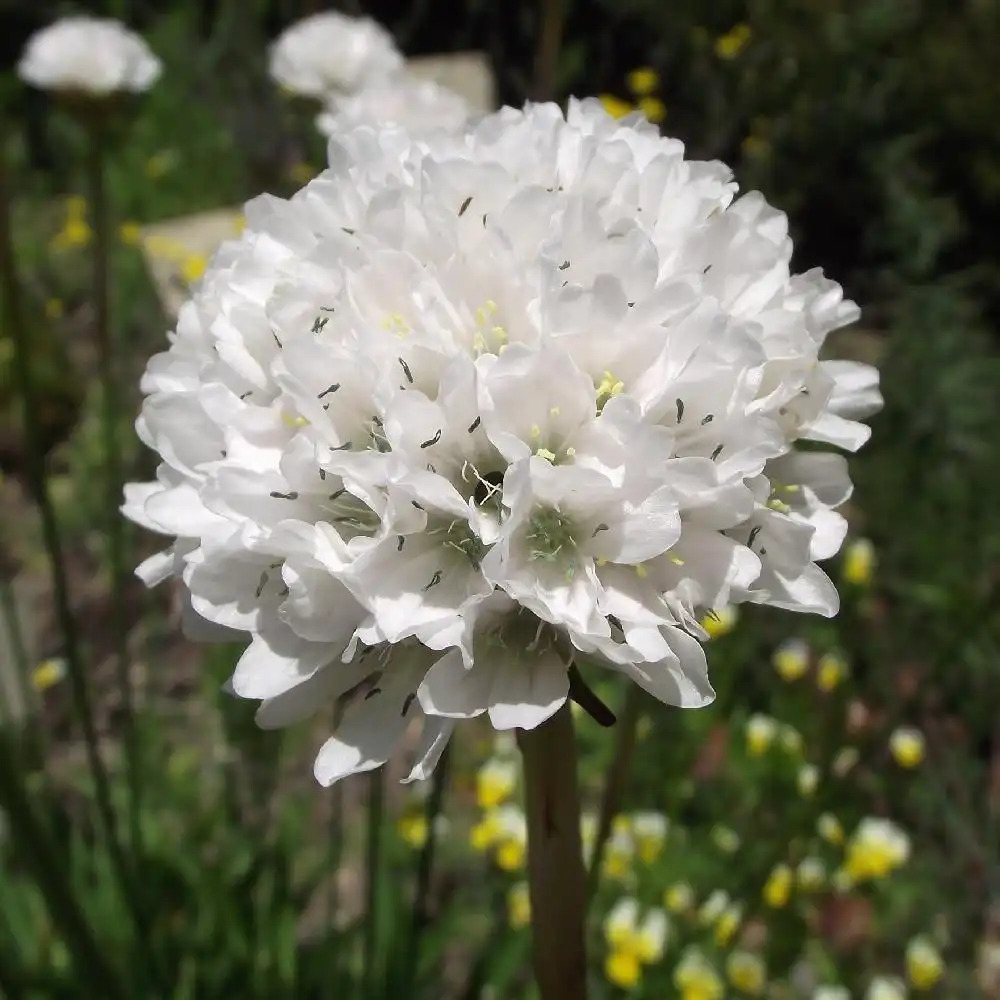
[586,685,642,900]
[0,573,32,729]
[399,742,452,993]
[0,731,128,1000]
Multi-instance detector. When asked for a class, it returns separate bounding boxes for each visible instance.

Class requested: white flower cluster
[17,16,161,97]
[316,76,473,140]
[268,11,472,138]
[268,11,403,100]
[125,100,880,784]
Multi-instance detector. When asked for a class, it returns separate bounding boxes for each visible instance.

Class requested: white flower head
[318,74,473,139]
[268,11,403,100]
[18,17,161,96]
[813,988,851,1000]
[125,99,878,785]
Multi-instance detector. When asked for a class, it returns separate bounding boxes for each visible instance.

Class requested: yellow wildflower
[638,96,666,123]
[817,651,849,692]
[664,882,695,914]
[715,904,742,946]
[599,94,635,119]
[470,813,500,852]
[603,825,635,881]
[779,723,804,755]
[119,221,142,246]
[796,856,826,891]
[727,950,766,995]
[843,537,876,585]
[51,217,92,251]
[180,254,207,285]
[798,763,820,797]
[906,936,944,990]
[632,811,668,863]
[745,713,778,756]
[702,605,737,638]
[773,638,809,681]
[397,814,428,849]
[476,757,518,809]
[866,977,907,1000]
[606,947,642,989]
[818,812,845,845]
[715,23,752,60]
[44,298,64,320]
[626,67,659,96]
[675,948,725,1000]
[31,657,67,692]
[711,824,741,853]
[763,864,793,908]
[507,882,531,929]
[889,727,926,769]
[844,818,910,883]
[832,746,860,777]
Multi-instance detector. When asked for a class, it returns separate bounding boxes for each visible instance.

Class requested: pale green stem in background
[1,117,147,988]
[86,119,141,858]
[586,685,642,899]
[519,701,588,1000]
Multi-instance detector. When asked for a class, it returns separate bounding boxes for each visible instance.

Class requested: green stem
[87,122,140,860]
[0,730,128,1000]
[586,685,642,899]
[361,769,385,998]
[518,702,588,1000]
[401,742,453,991]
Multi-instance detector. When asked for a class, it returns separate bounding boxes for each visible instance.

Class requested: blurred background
[1,1,999,998]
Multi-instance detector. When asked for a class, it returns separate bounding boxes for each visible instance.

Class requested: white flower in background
[18,17,161,96]
[604,898,670,961]
[317,74,473,138]
[745,712,778,755]
[268,11,402,99]
[631,810,669,861]
[125,99,879,784]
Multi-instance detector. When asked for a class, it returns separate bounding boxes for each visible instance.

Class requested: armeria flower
[268,11,402,100]
[124,99,879,784]
[317,74,473,139]
[18,17,160,96]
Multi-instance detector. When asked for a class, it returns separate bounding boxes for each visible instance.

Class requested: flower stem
[86,121,140,857]
[586,685,642,899]
[518,701,588,1000]
[361,768,385,998]
[531,0,567,102]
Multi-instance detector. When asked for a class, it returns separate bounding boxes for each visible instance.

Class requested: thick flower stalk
[124,100,880,785]
[268,11,403,100]
[17,16,160,96]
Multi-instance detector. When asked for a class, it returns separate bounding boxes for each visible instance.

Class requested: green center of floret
[526,506,578,563]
